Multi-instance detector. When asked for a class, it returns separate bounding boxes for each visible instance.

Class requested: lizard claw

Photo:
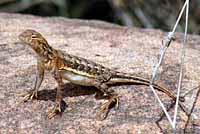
[48,104,62,119]
[18,90,38,102]
[96,95,119,120]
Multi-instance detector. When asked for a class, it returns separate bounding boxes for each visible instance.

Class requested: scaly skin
[18,29,184,120]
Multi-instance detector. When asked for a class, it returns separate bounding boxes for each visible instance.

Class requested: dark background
[0,0,199,34]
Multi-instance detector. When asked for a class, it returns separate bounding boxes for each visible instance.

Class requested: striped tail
[108,72,185,102]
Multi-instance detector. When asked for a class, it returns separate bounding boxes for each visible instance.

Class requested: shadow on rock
[37,83,98,102]
[34,83,100,114]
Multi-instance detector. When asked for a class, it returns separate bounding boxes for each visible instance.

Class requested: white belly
[60,70,95,86]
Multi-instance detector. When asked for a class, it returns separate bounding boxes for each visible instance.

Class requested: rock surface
[0,13,200,133]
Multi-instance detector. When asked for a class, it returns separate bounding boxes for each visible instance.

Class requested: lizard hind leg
[94,81,119,120]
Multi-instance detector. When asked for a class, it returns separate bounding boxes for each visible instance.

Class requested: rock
[0,13,200,133]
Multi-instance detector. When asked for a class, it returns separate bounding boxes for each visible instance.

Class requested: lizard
[18,29,185,120]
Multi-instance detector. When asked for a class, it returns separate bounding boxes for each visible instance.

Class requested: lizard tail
[108,72,185,102]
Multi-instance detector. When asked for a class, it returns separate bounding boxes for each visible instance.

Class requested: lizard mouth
[18,35,30,45]
[18,34,25,42]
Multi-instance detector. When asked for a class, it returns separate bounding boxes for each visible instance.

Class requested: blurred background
[0,0,199,34]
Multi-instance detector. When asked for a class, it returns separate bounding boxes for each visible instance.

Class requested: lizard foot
[18,90,38,102]
[96,95,119,120]
[48,104,61,119]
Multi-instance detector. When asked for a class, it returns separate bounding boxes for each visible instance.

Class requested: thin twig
[173,0,189,130]
[156,100,176,133]
[184,85,200,133]
[149,0,189,130]
[171,1,187,33]
[182,85,199,97]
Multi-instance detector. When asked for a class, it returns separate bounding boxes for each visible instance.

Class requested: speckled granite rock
[0,13,200,134]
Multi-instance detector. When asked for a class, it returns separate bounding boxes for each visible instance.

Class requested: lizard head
[19,29,48,46]
[19,29,53,56]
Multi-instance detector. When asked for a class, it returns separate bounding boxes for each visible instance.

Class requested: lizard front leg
[48,69,65,119]
[21,60,44,102]
[94,81,119,120]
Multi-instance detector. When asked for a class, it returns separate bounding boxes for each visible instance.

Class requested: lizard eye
[31,34,37,39]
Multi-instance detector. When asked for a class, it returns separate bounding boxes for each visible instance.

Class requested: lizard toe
[96,95,119,120]
[19,90,38,102]
[47,105,62,119]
